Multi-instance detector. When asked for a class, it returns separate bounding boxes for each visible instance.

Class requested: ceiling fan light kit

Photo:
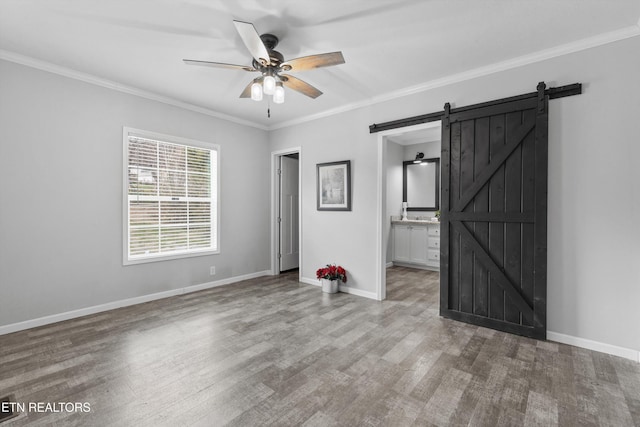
[263,73,276,95]
[273,82,285,104]
[184,20,345,114]
[251,80,263,101]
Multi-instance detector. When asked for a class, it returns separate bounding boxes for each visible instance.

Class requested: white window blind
[123,128,218,264]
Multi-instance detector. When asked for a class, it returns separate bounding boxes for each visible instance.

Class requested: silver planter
[321,279,339,293]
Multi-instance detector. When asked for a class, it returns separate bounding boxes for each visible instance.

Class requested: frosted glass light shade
[251,82,263,101]
[263,75,276,95]
[273,84,285,104]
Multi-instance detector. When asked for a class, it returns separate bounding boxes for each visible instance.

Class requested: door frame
[375,121,442,301]
[271,147,302,276]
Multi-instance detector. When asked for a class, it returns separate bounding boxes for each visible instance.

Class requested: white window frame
[122,127,220,265]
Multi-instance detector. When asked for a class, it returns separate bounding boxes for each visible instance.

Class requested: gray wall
[0,60,271,327]
[270,35,640,352]
[385,141,404,263]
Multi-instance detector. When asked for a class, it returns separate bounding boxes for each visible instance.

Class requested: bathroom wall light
[413,152,425,164]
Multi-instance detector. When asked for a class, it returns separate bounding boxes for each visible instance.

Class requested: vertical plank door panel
[504,111,523,325]
[488,114,506,322]
[459,120,476,313]
[449,121,462,311]
[473,117,491,317]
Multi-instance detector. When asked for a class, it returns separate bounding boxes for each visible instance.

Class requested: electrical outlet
[209,266,216,276]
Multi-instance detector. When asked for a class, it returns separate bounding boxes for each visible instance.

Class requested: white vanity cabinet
[426,225,440,268]
[392,221,440,271]
[393,224,428,265]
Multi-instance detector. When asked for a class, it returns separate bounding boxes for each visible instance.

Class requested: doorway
[377,121,442,300]
[272,148,301,276]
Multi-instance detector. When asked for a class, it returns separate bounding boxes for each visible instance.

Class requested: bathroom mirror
[403,158,439,211]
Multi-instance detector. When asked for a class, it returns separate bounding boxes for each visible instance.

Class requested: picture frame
[316,160,351,211]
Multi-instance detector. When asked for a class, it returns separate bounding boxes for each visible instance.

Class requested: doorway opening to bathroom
[379,121,442,301]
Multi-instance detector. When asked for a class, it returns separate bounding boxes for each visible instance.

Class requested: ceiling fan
[183,20,345,105]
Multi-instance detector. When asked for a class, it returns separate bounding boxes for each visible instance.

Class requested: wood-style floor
[1,267,638,426]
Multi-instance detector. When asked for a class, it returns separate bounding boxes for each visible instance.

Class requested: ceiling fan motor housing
[260,33,279,50]
[252,34,286,72]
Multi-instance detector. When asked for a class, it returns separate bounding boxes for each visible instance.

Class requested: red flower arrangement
[316,264,347,283]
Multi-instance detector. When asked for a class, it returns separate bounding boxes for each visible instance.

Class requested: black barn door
[440,83,548,339]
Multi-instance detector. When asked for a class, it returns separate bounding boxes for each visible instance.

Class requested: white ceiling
[1,1,639,130]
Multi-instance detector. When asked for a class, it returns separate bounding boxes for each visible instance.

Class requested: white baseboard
[547,331,639,363]
[386,262,394,268]
[338,285,378,300]
[300,277,319,287]
[300,276,378,300]
[182,270,271,293]
[0,270,271,336]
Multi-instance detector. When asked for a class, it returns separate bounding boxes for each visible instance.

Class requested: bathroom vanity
[391,219,440,271]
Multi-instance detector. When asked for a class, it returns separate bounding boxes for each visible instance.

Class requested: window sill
[123,249,219,266]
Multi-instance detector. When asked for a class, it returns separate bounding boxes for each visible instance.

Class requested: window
[123,128,219,264]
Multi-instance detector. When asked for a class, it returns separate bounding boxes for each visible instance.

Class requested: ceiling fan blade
[183,59,257,72]
[233,20,270,66]
[280,52,345,72]
[239,77,263,98]
[280,74,323,99]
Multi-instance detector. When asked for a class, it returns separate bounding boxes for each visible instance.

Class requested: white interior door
[279,155,299,272]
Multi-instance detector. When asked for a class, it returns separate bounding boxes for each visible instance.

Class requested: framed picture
[317,160,351,211]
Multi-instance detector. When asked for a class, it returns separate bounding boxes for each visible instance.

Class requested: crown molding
[0,49,268,131]
[2,24,639,133]
[269,25,640,131]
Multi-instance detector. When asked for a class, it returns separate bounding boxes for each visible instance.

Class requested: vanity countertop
[391,219,440,225]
